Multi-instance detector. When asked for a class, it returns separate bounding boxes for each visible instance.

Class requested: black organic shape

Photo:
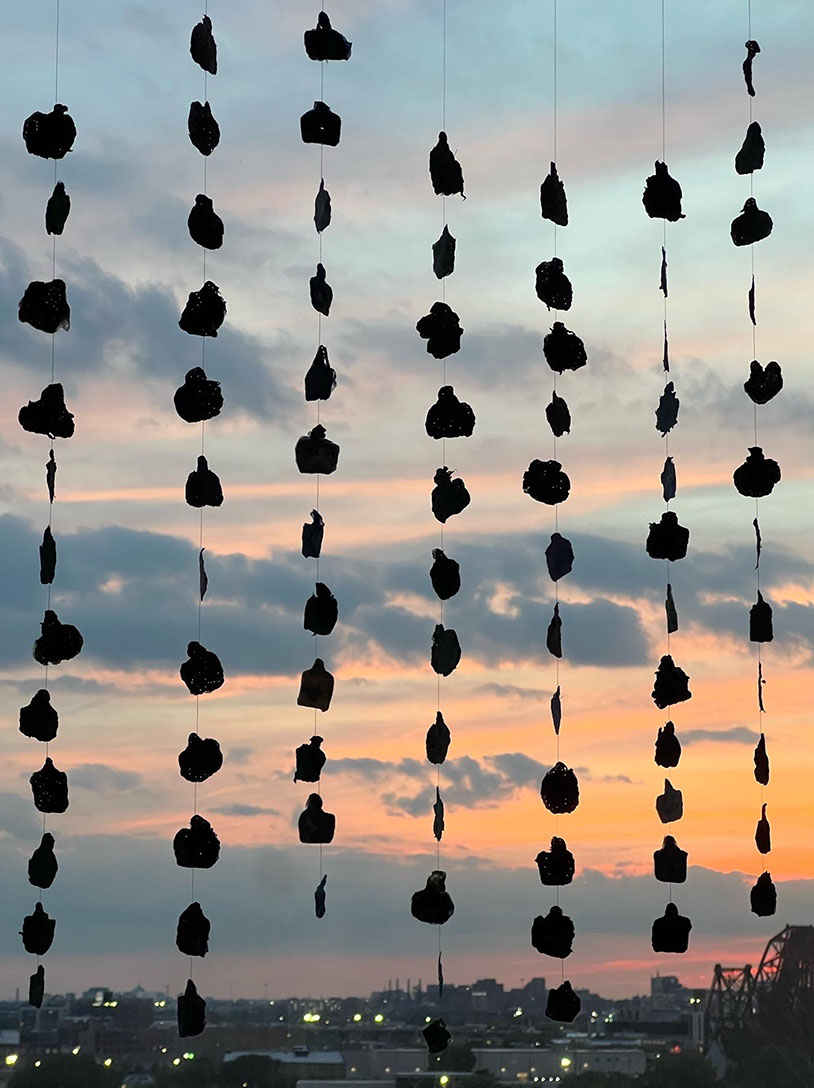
[34,609,83,666]
[185,455,223,508]
[551,686,562,735]
[179,280,226,336]
[654,835,687,883]
[744,359,782,405]
[426,711,451,765]
[535,836,574,886]
[175,368,223,424]
[188,194,223,249]
[297,658,334,712]
[545,981,581,1023]
[302,510,325,558]
[29,966,45,1009]
[429,132,464,197]
[20,689,58,743]
[540,162,568,226]
[733,447,780,498]
[545,391,571,438]
[19,280,70,334]
[40,526,56,585]
[425,386,476,439]
[661,456,676,502]
[298,793,336,844]
[305,345,336,401]
[652,655,691,709]
[655,721,681,768]
[754,733,769,786]
[652,902,692,953]
[304,11,352,61]
[750,591,773,643]
[736,121,765,175]
[750,872,776,918]
[431,467,470,523]
[315,874,328,919]
[423,1018,452,1055]
[433,787,445,842]
[301,101,341,146]
[314,179,331,233]
[543,321,587,373]
[173,815,220,869]
[660,246,668,298]
[749,275,756,325]
[523,459,570,505]
[743,39,760,97]
[309,263,333,316]
[431,624,461,677]
[295,424,340,474]
[433,225,456,279]
[656,778,683,824]
[190,14,217,74]
[304,582,338,637]
[23,104,76,159]
[411,870,454,924]
[177,902,210,957]
[19,383,74,439]
[540,762,579,814]
[755,803,771,855]
[199,546,208,602]
[45,182,71,236]
[178,979,206,1038]
[416,302,464,359]
[180,641,225,696]
[531,905,574,958]
[46,449,56,503]
[665,583,678,634]
[642,161,684,221]
[646,511,689,562]
[663,323,670,371]
[655,381,679,436]
[21,902,55,955]
[438,952,444,996]
[294,736,326,783]
[535,257,572,311]
[758,661,766,712]
[31,758,68,814]
[188,101,220,155]
[430,549,460,600]
[179,733,223,782]
[731,198,773,246]
[546,602,562,659]
[754,517,762,569]
[545,532,574,582]
[28,833,58,889]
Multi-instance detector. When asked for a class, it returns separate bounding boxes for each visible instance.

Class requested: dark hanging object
[743,39,760,97]
[429,131,464,197]
[540,762,579,814]
[545,981,581,1023]
[45,181,71,236]
[294,735,326,783]
[656,778,683,824]
[300,101,341,147]
[551,686,562,734]
[523,459,570,505]
[431,624,461,677]
[545,391,571,438]
[433,225,456,279]
[546,602,562,659]
[188,194,224,250]
[733,446,781,498]
[302,510,325,558]
[173,815,221,869]
[188,101,220,155]
[731,198,773,246]
[750,872,777,918]
[749,275,756,325]
[423,1018,452,1055]
[22,104,76,159]
[531,905,575,959]
[199,548,208,601]
[430,549,460,600]
[185,454,224,508]
[663,322,670,371]
[438,951,444,997]
[655,721,681,768]
[433,787,445,842]
[652,655,691,709]
[661,456,676,502]
[431,466,471,523]
[642,161,684,221]
[30,757,69,814]
[20,689,58,743]
[297,658,335,712]
[309,263,333,316]
[29,966,45,1010]
[425,386,476,439]
[754,517,762,569]
[46,449,57,503]
[750,591,773,643]
[655,381,680,436]
[314,179,331,233]
[646,511,689,562]
[179,280,226,337]
[304,11,352,61]
[19,281,70,335]
[543,321,587,373]
[411,870,454,925]
[178,979,206,1038]
[298,793,336,844]
[535,257,573,311]
[755,803,771,855]
[176,902,210,958]
[660,247,668,298]
[20,902,56,955]
[40,526,56,585]
[33,609,83,666]
[179,733,223,782]
[180,641,225,696]
[736,121,765,175]
[19,383,75,439]
[546,532,574,582]
[754,733,770,786]
[535,836,575,886]
[315,874,328,919]
[654,835,687,884]
[540,161,568,226]
[665,583,678,634]
[426,711,451,765]
[651,902,692,953]
[190,14,217,74]
[305,346,337,401]
[295,424,340,475]
[416,302,464,359]
[744,360,782,405]
[758,661,766,713]
[304,582,338,637]
[28,833,58,890]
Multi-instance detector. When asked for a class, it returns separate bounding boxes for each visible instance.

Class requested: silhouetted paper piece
[432,467,470,523]
[433,225,456,279]
[744,359,782,405]
[546,603,562,659]
[535,836,574,886]
[45,181,70,236]
[651,903,692,953]
[188,194,223,249]
[429,131,464,197]
[736,121,765,175]
[417,302,464,359]
[545,533,574,583]
[523,459,570,505]
[543,321,587,373]
[431,624,461,676]
[426,711,451,765]
[295,424,340,475]
[46,449,56,503]
[302,510,325,558]
[298,793,336,844]
[179,281,226,336]
[190,14,217,74]
[551,687,562,735]
[199,549,208,601]
[185,455,223,508]
[19,383,75,439]
[545,391,571,438]
[188,101,220,155]
[656,778,683,824]
[731,198,773,246]
[301,101,341,146]
[430,549,460,600]
[733,447,780,498]
[546,981,581,1023]
[19,281,70,335]
[23,104,76,159]
[314,179,331,233]
[754,517,761,569]
[540,762,579,814]
[174,368,223,425]
[749,276,756,325]
[20,689,58,743]
[531,905,575,959]
[304,11,352,61]
[40,526,56,585]
[423,1018,451,1055]
[411,870,454,924]
[34,609,83,666]
[425,386,476,439]
[750,591,773,644]
[654,835,687,884]
[535,258,572,311]
[180,641,225,696]
[315,874,327,919]
[173,815,220,869]
[750,872,777,918]
[663,322,670,372]
[755,804,771,855]
[758,662,766,713]
[178,979,206,1038]
[642,161,684,221]
[28,833,58,890]
[297,658,334,711]
[655,721,681,768]
[309,263,333,316]
[540,162,568,226]
[305,345,337,401]
[179,733,223,782]
[656,382,679,436]
[646,511,689,562]
[652,655,691,709]
[304,582,338,637]
[754,733,769,786]
[31,757,68,814]
[21,903,55,955]
[294,735,326,783]
[743,39,760,97]
[29,966,45,1009]
[176,902,210,957]
[433,788,445,842]
[438,951,444,998]
[665,583,678,634]
[661,457,676,502]
[660,247,668,298]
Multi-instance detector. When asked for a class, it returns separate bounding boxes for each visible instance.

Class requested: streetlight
[5,1056,18,1067]
[559,1058,572,1069]
[374,1013,384,1023]
[439,1077,449,1085]
[104,1059,113,1068]
[71,1047,80,1056]
[353,1013,362,1022]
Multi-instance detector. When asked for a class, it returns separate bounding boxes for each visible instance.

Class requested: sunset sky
[1,0,814,1004]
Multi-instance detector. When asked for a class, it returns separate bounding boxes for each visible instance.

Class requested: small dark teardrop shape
[646,511,689,561]
[546,532,574,582]
[302,510,325,558]
[531,905,575,958]
[309,263,333,316]
[656,381,680,435]
[28,832,58,889]
[535,257,573,311]
[23,104,76,159]
[199,547,208,601]
[546,981,581,1023]
[190,14,217,74]
[46,449,56,502]
[736,121,765,174]
[173,815,220,869]
[433,787,445,842]
[179,733,223,782]
[540,762,579,814]
[180,641,225,696]
[188,194,224,249]
[429,132,464,197]
[750,591,773,643]
[431,624,461,676]
[411,870,454,924]
[297,658,335,712]
[545,391,571,437]
[33,609,83,666]
[642,161,685,221]
[432,467,470,523]
[295,424,340,475]
[733,447,781,498]
[743,39,760,97]
[543,321,587,373]
[179,280,226,337]
[20,689,58,743]
[40,526,56,585]
[754,733,770,785]
[30,757,69,814]
[749,276,756,325]
[304,582,338,636]
[665,583,678,634]
[174,367,223,423]
[188,101,220,155]
[744,360,782,405]
[176,902,211,957]
[19,383,75,439]
[185,454,223,508]
[660,247,668,297]
[45,182,71,236]
[652,655,691,709]
[315,874,328,919]
[750,871,777,917]
[654,835,687,883]
[19,281,70,334]
[731,197,773,246]
[523,459,570,505]
[425,386,476,438]
[430,549,460,600]
[546,602,562,659]
[417,302,464,359]
[298,793,336,844]
[29,966,45,1009]
[655,721,681,768]
[662,456,676,501]
[314,179,331,233]
[300,101,341,146]
[433,225,456,279]
[294,735,326,783]
[535,836,575,886]
[551,686,562,734]
[651,902,692,953]
[656,778,683,824]
[178,979,206,1038]
[305,345,337,401]
[20,902,56,955]
[304,11,352,61]
[426,711,451,765]
[423,1017,452,1055]
[755,803,771,855]
[540,162,568,226]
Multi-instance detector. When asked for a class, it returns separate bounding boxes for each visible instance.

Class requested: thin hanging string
[551,0,561,766]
